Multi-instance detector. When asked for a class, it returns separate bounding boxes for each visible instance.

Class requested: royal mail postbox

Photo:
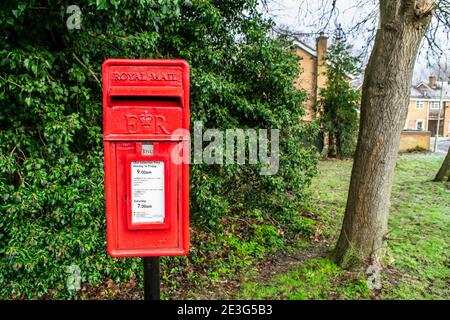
[102,59,190,257]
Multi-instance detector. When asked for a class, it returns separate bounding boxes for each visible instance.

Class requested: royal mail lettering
[111,72,179,82]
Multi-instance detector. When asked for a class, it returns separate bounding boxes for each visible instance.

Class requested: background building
[405,76,450,138]
[292,32,328,121]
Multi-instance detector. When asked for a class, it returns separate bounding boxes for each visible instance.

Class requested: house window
[430,101,441,110]
[448,120,450,133]
[415,101,424,109]
[416,120,424,131]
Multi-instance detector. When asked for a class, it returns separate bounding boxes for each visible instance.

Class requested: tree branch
[72,53,101,85]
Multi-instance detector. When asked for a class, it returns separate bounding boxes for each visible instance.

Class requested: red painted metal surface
[102,59,190,257]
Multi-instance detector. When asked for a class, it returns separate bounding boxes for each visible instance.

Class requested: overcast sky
[261,0,450,82]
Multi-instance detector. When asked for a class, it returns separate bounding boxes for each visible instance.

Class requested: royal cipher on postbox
[102,59,190,257]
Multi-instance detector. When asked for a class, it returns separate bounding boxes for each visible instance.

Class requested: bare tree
[293,0,448,64]
[284,0,449,268]
[333,0,437,268]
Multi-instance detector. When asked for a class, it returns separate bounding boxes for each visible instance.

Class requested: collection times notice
[131,161,165,223]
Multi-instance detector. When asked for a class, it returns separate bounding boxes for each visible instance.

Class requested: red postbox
[102,59,190,257]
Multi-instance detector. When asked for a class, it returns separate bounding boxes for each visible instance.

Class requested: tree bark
[332,0,433,268]
[434,148,450,182]
[329,131,337,157]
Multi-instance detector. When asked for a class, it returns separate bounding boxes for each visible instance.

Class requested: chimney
[315,32,328,117]
[316,32,328,75]
[429,75,437,88]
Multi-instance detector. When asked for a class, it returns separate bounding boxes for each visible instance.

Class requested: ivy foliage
[319,31,361,158]
[0,0,318,298]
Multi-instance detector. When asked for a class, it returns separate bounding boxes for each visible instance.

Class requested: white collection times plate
[131,161,165,224]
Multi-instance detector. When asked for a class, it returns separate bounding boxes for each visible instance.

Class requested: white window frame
[430,101,441,110]
[416,119,424,131]
[415,101,424,109]
[448,120,450,133]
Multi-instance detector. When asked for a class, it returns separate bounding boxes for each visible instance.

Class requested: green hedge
[0,0,318,298]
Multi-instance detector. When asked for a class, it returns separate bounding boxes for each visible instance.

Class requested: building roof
[351,78,363,90]
[410,81,450,100]
[352,77,450,100]
[292,36,356,81]
[292,38,317,57]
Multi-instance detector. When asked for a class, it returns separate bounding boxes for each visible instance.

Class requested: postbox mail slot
[108,86,184,107]
[110,96,181,108]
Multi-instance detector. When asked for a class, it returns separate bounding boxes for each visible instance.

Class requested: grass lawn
[237,154,449,300]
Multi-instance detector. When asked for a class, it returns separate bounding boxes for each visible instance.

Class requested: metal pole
[434,62,445,153]
[143,257,160,300]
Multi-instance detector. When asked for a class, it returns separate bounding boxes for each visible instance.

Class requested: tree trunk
[336,131,343,159]
[329,132,337,157]
[332,0,433,268]
[434,148,450,182]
